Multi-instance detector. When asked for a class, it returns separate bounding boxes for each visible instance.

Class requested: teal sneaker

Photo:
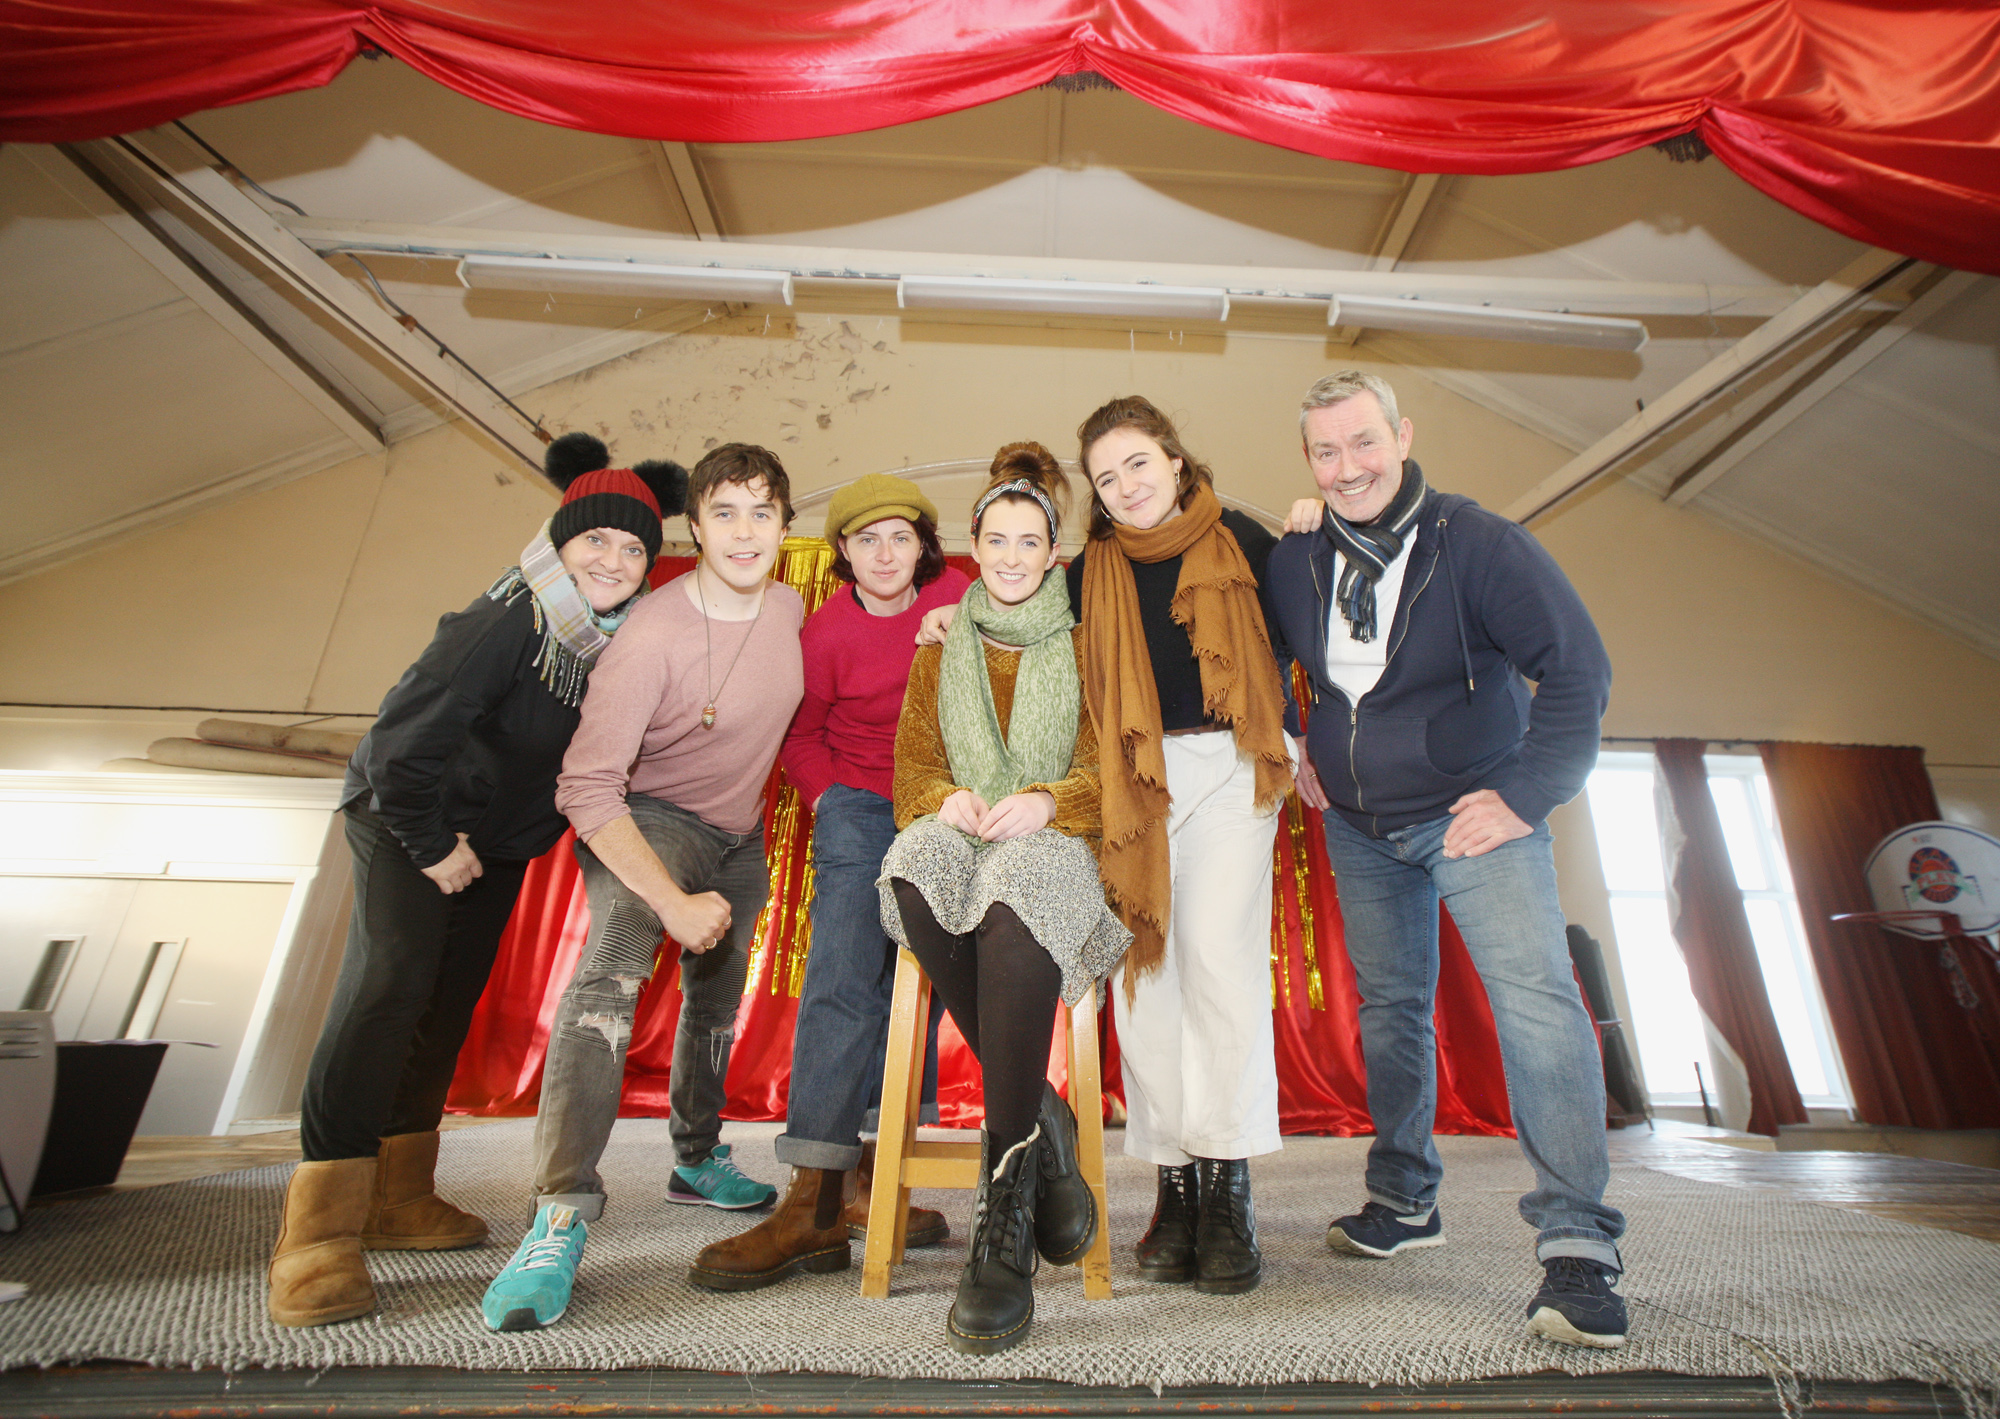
[481,1203,586,1332]
[666,1144,778,1211]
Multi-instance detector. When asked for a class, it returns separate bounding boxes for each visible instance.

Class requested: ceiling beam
[1664,267,1980,507]
[657,143,721,241]
[280,216,1808,318]
[1332,172,1443,345]
[69,136,552,479]
[1500,247,1918,526]
[23,145,384,458]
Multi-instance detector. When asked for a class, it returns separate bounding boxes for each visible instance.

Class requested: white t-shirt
[1324,539,1415,705]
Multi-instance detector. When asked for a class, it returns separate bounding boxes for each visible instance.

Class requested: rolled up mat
[194,718,362,762]
[145,738,345,778]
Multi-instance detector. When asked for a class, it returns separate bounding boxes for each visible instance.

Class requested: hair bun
[992,441,1060,486]
[632,459,689,518]
[544,432,611,490]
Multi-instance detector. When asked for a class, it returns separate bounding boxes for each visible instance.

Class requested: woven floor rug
[1,1120,1995,1393]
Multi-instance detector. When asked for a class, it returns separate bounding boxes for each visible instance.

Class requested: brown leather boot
[268,1157,376,1327]
[845,1140,949,1247]
[687,1167,851,1292]
[361,1130,488,1251]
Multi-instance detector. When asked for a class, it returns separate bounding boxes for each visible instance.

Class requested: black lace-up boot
[1032,1083,1096,1264]
[1135,1162,1201,1283]
[1194,1157,1261,1294]
[946,1127,1042,1355]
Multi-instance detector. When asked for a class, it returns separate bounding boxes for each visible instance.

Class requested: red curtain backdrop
[445,545,1515,1138]
[1758,741,2000,1130]
[4,4,1999,274]
[1653,738,1805,1136]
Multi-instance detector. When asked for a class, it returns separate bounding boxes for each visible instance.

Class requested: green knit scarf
[938,569,1079,812]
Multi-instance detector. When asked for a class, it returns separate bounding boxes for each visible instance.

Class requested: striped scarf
[486,520,641,706]
[1325,460,1426,643]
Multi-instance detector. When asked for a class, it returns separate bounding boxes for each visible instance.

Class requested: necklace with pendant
[697,563,761,730]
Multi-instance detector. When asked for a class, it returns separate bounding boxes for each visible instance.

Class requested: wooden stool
[859,947,1112,1300]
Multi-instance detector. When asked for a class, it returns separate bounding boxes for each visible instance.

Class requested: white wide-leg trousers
[1112,731,1283,1165]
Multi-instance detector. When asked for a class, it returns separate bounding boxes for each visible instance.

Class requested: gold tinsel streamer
[1267,662,1327,1011]
[742,537,842,1000]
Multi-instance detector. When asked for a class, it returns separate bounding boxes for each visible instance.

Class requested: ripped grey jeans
[530,793,768,1220]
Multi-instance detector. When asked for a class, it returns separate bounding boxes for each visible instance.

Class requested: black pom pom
[633,459,689,518]
[544,432,610,490]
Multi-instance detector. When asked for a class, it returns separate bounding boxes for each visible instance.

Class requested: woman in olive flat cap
[688,474,968,1292]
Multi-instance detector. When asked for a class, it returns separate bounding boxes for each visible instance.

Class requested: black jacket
[341,587,583,869]
[1264,480,1611,837]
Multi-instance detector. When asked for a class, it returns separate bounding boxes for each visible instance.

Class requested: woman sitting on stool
[878,443,1131,1355]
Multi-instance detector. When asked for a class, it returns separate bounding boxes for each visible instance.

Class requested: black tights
[891,880,1060,1157]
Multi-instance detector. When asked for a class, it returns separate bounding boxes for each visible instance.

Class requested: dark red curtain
[1653,738,1805,1136]
[4,4,1999,274]
[445,550,1515,1137]
[1759,741,2000,1130]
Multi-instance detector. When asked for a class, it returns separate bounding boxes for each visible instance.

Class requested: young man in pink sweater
[482,444,805,1333]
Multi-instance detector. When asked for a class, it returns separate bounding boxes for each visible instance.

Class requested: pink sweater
[781,569,971,807]
[558,574,805,838]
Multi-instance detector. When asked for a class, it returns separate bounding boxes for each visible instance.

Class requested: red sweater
[782,569,971,808]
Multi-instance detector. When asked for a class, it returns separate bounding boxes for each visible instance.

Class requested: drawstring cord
[1438,516,1475,703]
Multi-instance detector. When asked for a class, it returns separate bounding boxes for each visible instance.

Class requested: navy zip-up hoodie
[1264,472,1611,837]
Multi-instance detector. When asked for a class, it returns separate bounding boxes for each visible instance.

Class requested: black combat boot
[1134,1162,1200,1283]
[946,1128,1042,1355]
[1194,1157,1261,1294]
[1032,1083,1096,1265]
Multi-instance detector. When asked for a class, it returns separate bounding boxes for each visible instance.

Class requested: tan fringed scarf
[1080,483,1292,986]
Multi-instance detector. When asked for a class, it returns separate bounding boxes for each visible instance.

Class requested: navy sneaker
[1326,1200,1445,1257]
[1527,1257,1628,1349]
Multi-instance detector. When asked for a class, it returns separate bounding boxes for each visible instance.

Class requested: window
[1583,751,1850,1110]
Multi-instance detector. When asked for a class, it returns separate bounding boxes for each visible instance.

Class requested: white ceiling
[1,56,1994,654]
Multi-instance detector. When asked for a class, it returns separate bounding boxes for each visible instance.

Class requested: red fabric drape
[4,5,1999,274]
[1758,741,2000,1130]
[1653,738,1805,1136]
[446,551,1514,1137]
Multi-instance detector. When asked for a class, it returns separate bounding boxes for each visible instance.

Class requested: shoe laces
[1543,1256,1615,1294]
[697,1150,752,1184]
[517,1233,575,1272]
[971,1180,1033,1264]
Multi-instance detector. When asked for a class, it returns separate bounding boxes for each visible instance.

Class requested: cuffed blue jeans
[531,793,767,1221]
[774,784,938,1171]
[1321,807,1625,1269]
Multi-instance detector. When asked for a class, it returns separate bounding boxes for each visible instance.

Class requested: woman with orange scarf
[1072,396,1316,1296]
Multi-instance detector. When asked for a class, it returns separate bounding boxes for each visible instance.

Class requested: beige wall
[5,308,1997,779]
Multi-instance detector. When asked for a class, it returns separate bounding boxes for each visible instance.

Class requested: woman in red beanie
[266,433,681,1329]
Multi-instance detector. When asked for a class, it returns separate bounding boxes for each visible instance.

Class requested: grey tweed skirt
[877,816,1131,1007]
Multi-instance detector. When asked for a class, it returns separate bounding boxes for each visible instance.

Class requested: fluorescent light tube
[458,255,794,305]
[1328,295,1647,351]
[899,275,1229,321]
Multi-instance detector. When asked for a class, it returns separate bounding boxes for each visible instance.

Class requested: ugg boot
[361,1131,488,1251]
[844,1139,949,1247]
[687,1167,851,1292]
[268,1157,377,1327]
[1135,1162,1200,1283]
[1193,1157,1261,1294]
[946,1127,1041,1355]
[1031,1083,1095,1265]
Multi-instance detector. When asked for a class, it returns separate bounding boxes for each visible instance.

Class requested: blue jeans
[774,784,938,1171]
[1321,808,1625,1268]
[532,794,767,1220]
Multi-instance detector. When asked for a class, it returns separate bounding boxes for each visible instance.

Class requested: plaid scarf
[1324,460,1427,643]
[486,520,642,706]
